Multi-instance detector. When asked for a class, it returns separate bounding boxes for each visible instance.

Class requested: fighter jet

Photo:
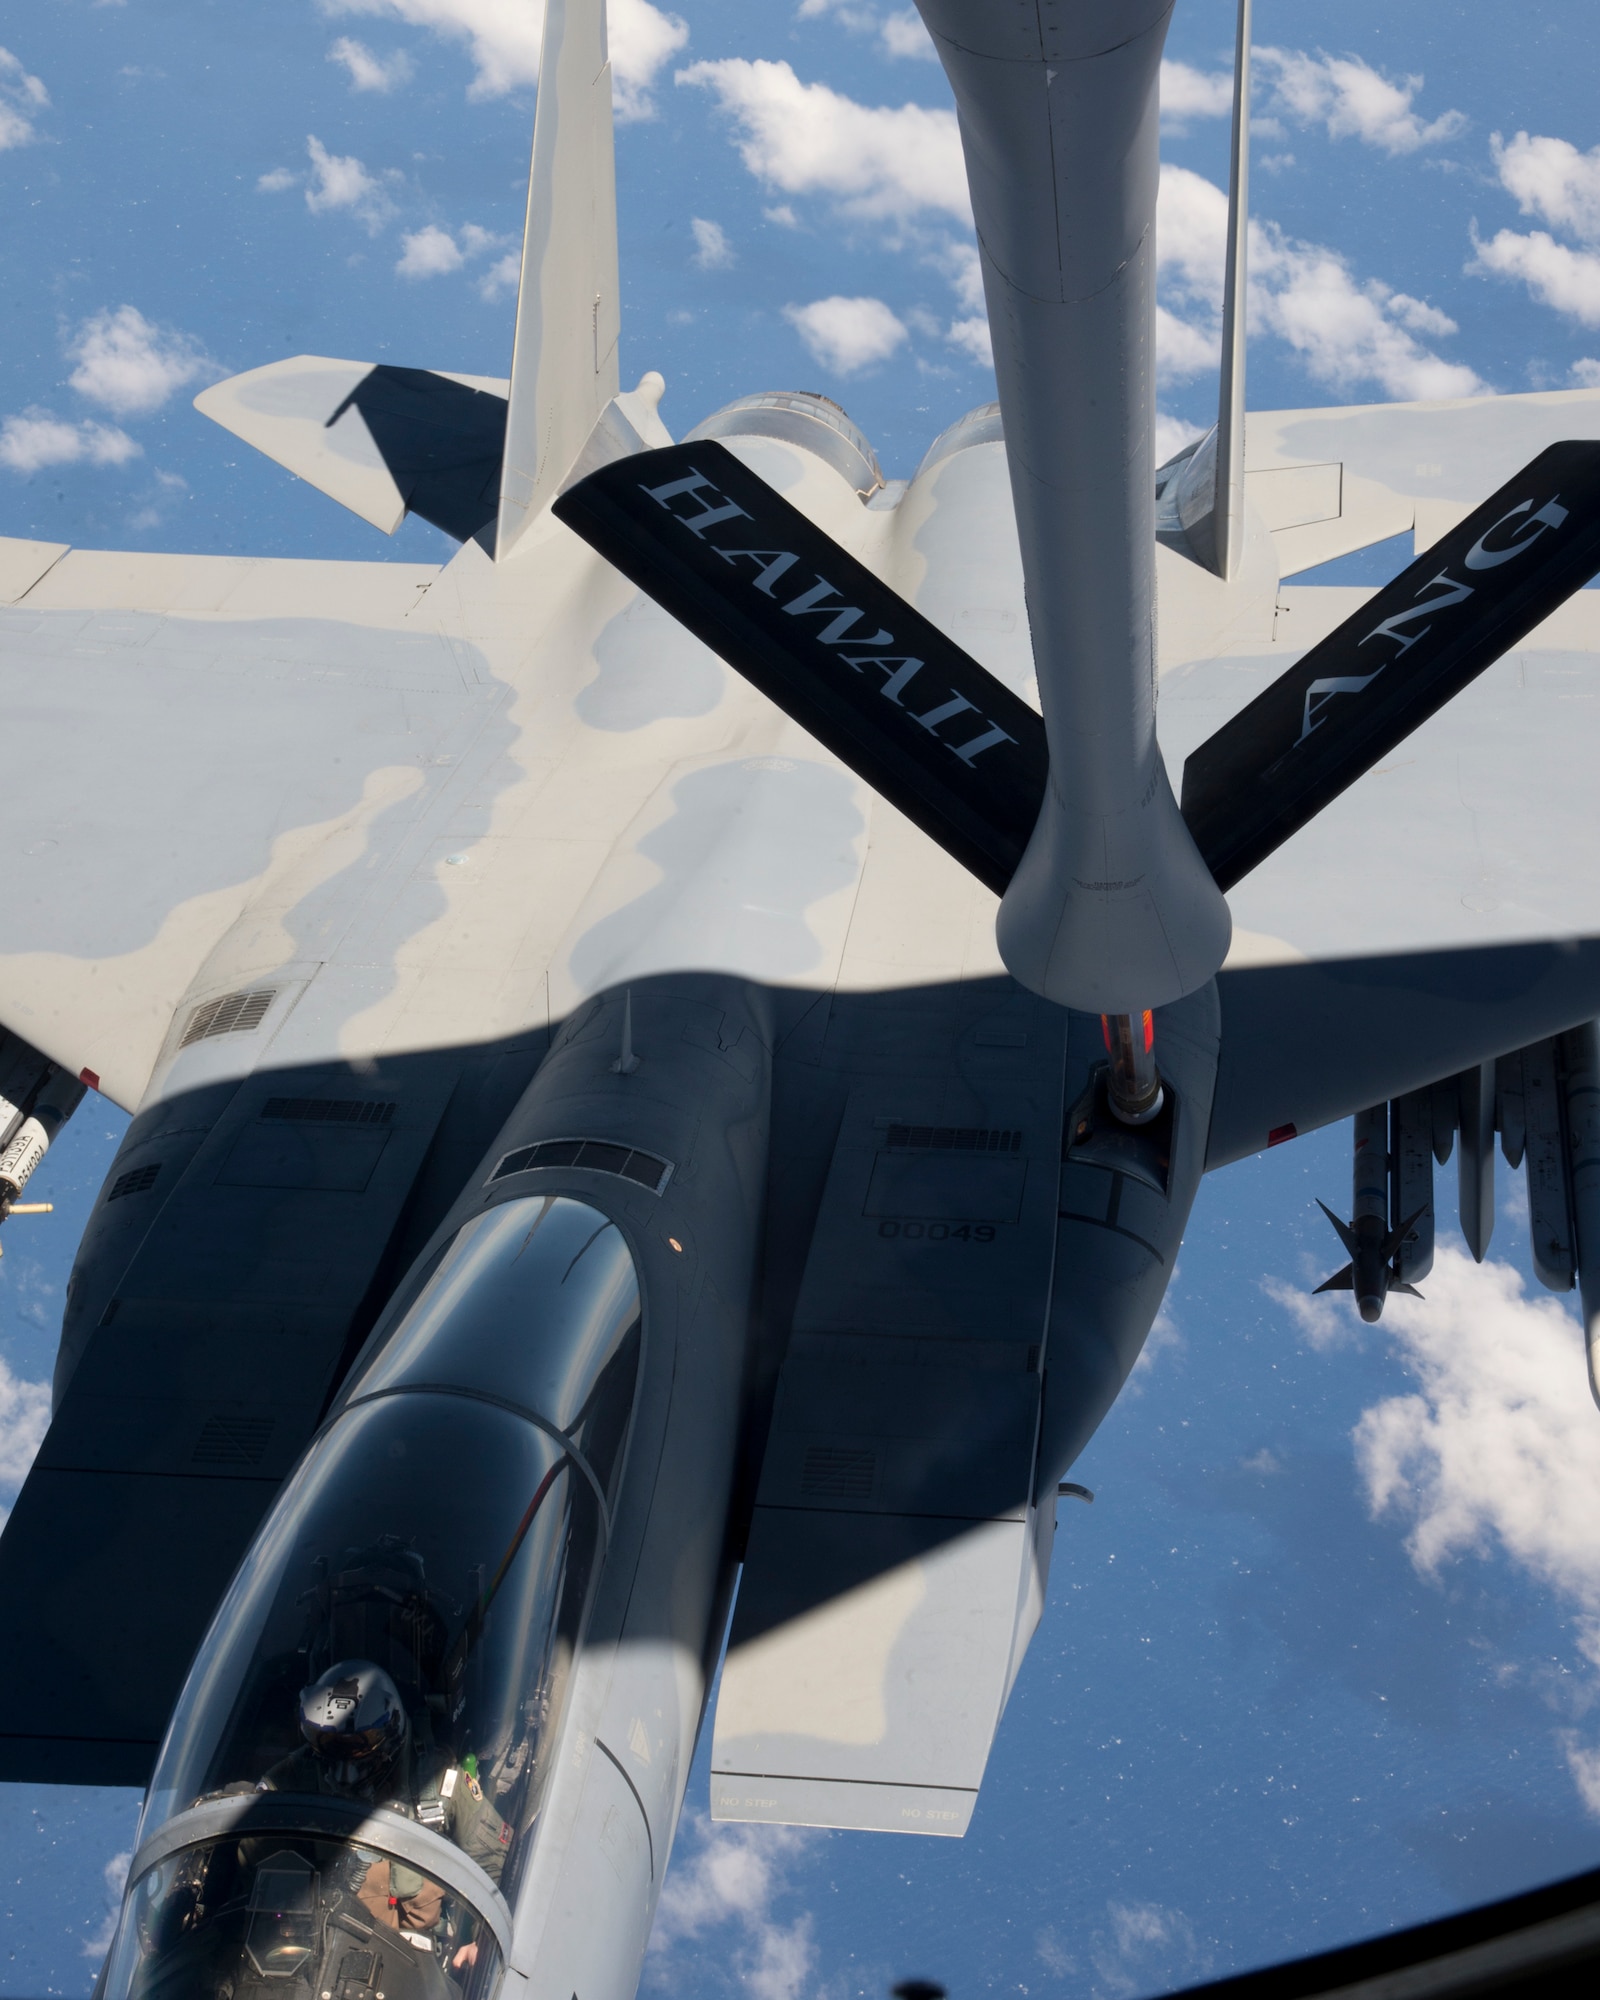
[4,0,1600,1996]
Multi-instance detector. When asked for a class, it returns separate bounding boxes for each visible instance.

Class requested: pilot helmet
[299,1660,407,1790]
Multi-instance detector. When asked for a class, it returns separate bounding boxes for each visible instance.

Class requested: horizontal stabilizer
[196,356,509,542]
[554,442,1048,894]
[1182,441,1600,889]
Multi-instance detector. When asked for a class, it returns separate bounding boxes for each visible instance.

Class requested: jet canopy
[103,1197,642,2000]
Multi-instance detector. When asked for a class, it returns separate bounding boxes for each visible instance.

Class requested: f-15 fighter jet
[4,2,1600,1997]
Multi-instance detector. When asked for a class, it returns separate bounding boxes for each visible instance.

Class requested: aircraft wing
[0,532,497,1110]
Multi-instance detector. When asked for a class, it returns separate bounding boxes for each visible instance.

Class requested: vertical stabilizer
[496,0,621,561]
[1212,0,1251,580]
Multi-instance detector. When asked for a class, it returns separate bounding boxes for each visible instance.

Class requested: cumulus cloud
[1491,130,1600,243]
[480,250,521,300]
[1160,58,1233,127]
[1277,1246,1600,1816]
[0,45,49,150]
[1154,410,1207,465]
[878,8,935,61]
[1254,46,1465,155]
[1472,131,1600,331]
[946,315,991,365]
[319,0,688,119]
[1573,357,1600,387]
[1472,229,1600,330]
[328,35,414,91]
[678,58,968,226]
[0,1355,50,1524]
[647,1815,815,2000]
[1091,1901,1205,1997]
[304,133,397,227]
[396,223,463,276]
[81,1850,132,1963]
[66,305,214,416]
[1158,163,1485,401]
[395,220,510,285]
[0,409,139,474]
[258,165,298,192]
[784,294,907,374]
[690,216,735,270]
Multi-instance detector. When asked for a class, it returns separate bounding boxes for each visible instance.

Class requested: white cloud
[1155,410,1206,465]
[0,45,49,150]
[319,0,688,120]
[1573,358,1600,387]
[1160,58,1232,126]
[1158,164,1486,401]
[81,1850,131,1963]
[67,305,214,416]
[1472,227,1600,330]
[1492,131,1600,244]
[1255,46,1465,155]
[879,9,935,61]
[480,250,520,299]
[0,410,140,474]
[1351,1250,1600,1612]
[396,223,464,276]
[328,35,414,91]
[690,215,735,270]
[257,165,298,192]
[647,1815,815,2000]
[0,1357,50,1518]
[1279,1246,1600,1817]
[304,133,396,228]
[1092,1901,1203,1998]
[1156,301,1218,380]
[784,294,907,374]
[1472,130,1600,330]
[1386,291,1458,337]
[946,315,991,365]
[678,58,969,226]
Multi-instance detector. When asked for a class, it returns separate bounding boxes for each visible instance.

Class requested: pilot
[259,1660,512,1966]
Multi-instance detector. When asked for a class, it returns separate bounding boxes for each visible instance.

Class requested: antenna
[1212,0,1252,581]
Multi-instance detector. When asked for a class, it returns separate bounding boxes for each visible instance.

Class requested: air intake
[179,990,277,1048]
[108,1163,161,1201]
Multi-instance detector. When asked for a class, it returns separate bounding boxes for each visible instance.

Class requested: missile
[1316,1105,1423,1322]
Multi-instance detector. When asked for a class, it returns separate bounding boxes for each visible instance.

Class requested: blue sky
[5,0,1600,1995]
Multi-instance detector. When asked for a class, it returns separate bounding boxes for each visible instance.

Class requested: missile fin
[1314,1264,1355,1294]
[1316,1198,1358,1258]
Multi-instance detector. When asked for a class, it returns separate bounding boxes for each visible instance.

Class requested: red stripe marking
[1268,1123,1297,1147]
[79,1068,100,1091]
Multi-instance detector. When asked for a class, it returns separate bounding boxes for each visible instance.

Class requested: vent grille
[492,1139,673,1195]
[800,1445,876,1500]
[884,1125,1021,1153]
[192,1414,275,1466]
[180,989,277,1048]
[108,1163,161,1201]
[262,1097,397,1127]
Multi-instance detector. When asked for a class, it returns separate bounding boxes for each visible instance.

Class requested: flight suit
[259,1748,511,1941]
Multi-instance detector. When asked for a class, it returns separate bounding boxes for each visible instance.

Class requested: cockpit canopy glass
[350,1197,641,1500]
[103,1829,503,2000]
[134,1196,642,1993]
